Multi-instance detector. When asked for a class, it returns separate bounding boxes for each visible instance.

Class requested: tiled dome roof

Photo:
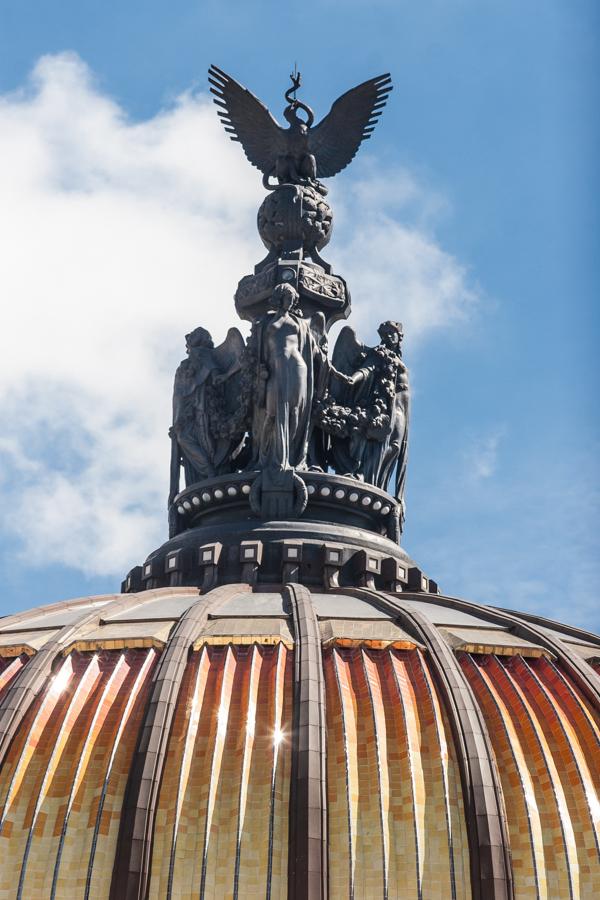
[0,584,598,898]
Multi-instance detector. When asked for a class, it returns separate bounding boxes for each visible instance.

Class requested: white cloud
[0,53,479,576]
[462,426,506,482]
[329,162,478,342]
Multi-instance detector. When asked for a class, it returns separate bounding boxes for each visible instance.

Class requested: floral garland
[315,343,403,441]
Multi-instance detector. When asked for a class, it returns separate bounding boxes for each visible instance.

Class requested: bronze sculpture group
[169,66,409,535]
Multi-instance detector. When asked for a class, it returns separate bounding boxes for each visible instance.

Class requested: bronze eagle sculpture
[208,65,392,190]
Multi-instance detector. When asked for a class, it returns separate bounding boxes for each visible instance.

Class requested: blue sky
[0,0,598,629]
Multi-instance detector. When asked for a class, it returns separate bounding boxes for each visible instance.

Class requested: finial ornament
[208,64,391,191]
[168,66,409,539]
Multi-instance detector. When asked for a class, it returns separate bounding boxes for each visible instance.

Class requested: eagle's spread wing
[309,74,392,178]
[208,65,288,175]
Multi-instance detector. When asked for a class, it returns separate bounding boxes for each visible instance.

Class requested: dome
[0,581,598,898]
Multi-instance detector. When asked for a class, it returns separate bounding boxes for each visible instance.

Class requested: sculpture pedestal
[170,470,401,538]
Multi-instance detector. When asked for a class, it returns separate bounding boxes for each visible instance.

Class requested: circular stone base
[124,516,416,594]
[172,470,400,539]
